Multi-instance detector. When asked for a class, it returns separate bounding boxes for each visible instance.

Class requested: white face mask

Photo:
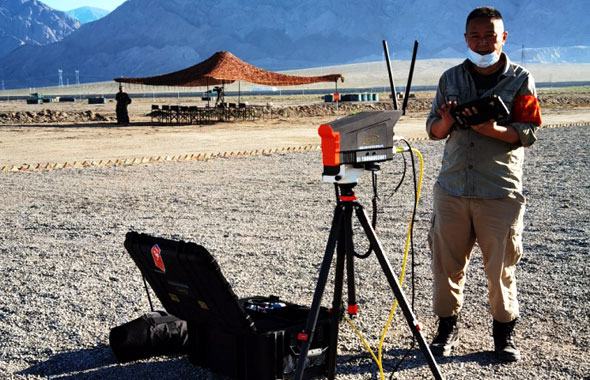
[467,49,501,68]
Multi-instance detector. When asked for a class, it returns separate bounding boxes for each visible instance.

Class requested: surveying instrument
[293,41,444,380]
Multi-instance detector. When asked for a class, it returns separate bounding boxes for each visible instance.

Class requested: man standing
[116,84,132,125]
[426,7,542,362]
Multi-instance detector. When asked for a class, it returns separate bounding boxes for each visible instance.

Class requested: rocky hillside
[66,6,110,24]
[0,0,79,57]
[1,0,589,89]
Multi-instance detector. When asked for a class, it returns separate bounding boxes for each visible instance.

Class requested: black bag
[109,311,189,362]
[123,231,332,379]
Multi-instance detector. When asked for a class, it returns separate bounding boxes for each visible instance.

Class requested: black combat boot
[493,319,521,362]
[430,315,459,356]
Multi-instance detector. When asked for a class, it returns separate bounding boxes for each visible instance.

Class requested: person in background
[425,6,542,362]
[115,84,132,125]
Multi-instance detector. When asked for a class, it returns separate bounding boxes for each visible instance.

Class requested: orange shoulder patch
[512,95,542,125]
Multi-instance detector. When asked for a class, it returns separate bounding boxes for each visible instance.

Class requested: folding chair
[161,105,171,124]
[151,105,161,124]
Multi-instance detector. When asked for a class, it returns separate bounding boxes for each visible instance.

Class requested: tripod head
[335,182,357,203]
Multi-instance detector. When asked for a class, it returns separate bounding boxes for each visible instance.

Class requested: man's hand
[463,106,520,144]
[471,119,498,135]
[431,101,457,139]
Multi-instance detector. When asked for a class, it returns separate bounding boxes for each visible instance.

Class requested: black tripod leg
[293,205,345,380]
[326,215,348,379]
[355,204,445,380]
[345,207,358,318]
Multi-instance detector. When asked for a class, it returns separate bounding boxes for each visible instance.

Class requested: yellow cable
[344,316,384,374]
[342,147,425,380]
[377,147,424,375]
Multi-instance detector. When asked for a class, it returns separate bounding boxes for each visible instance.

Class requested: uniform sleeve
[510,74,541,147]
[426,75,447,140]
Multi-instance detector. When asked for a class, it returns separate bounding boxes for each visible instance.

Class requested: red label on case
[151,244,165,272]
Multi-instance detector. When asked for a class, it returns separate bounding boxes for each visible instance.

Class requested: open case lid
[123,231,255,334]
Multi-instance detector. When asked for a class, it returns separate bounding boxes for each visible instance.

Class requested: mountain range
[66,6,110,24]
[1,0,589,89]
[0,0,79,58]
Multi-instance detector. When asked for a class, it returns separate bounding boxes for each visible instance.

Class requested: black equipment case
[123,231,332,380]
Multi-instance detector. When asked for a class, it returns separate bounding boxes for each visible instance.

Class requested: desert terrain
[1,90,589,169]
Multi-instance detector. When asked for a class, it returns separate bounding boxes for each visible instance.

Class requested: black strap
[142,276,155,312]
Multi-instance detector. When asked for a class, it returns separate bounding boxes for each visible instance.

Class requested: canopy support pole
[335,79,339,112]
[207,78,210,108]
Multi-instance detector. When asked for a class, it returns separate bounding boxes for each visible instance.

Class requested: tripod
[293,182,444,380]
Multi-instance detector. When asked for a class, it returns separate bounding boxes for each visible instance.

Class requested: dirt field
[1,92,589,168]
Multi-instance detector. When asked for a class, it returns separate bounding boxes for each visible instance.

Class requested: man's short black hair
[466,7,503,30]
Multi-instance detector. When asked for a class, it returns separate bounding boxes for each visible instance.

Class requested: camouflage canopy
[115,51,344,87]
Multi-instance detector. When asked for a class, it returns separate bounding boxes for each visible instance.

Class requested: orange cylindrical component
[318,124,341,167]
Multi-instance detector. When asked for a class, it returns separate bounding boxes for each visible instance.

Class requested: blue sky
[40,0,126,11]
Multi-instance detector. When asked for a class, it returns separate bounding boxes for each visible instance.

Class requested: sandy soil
[1,95,589,168]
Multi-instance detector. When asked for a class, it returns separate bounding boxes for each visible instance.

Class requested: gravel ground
[0,125,588,380]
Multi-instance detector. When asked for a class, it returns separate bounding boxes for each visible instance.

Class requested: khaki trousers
[428,184,525,323]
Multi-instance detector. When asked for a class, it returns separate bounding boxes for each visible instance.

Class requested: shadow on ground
[17,346,200,380]
[18,344,503,379]
[337,347,501,378]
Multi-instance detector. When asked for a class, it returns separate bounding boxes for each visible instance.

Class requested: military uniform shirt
[426,54,541,198]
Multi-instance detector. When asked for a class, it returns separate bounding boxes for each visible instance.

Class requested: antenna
[382,40,398,110]
[58,69,64,87]
[75,70,80,85]
[521,44,526,67]
[401,40,419,115]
